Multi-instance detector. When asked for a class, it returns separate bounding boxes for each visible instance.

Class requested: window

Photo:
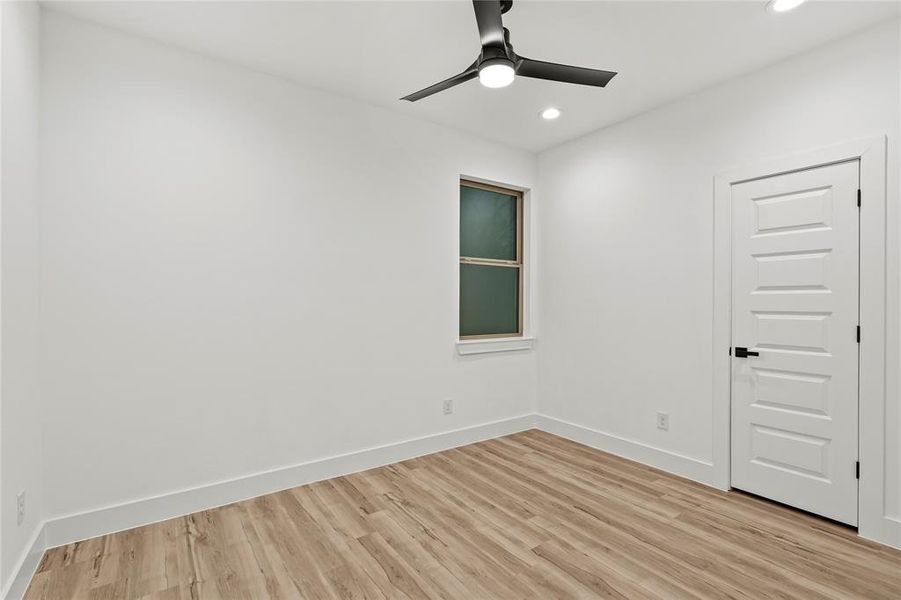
[459,180,523,339]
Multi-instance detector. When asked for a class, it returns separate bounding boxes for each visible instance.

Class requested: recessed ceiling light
[541,107,561,120]
[767,0,806,13]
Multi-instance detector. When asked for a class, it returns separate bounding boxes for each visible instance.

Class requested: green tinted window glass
[460,264,519,337]
[460,185,517,260]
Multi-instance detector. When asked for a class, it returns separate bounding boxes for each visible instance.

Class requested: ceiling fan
[401,0,617,102]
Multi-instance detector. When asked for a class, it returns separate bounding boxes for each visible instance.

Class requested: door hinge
[856,461,860,479]
[856,326,861,343]
[857,189,861,208]
[728,347,732,356]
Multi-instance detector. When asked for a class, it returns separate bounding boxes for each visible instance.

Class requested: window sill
[456,336,535,356]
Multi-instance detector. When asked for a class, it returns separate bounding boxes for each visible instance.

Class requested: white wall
[25,3,901,567]
[39,12,537,523]
[538,20,900,527]
[1,0,43,592]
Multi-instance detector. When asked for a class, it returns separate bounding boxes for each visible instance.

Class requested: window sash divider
[460,257,521,268]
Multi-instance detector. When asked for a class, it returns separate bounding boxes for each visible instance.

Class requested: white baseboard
[42,414,536,550]
[2,522,45,600]
[534,414,719,487]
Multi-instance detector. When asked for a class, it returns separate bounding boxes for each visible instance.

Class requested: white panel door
[731,160,859,525]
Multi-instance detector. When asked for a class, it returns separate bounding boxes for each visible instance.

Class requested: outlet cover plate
[16,491,25,526]
[656,412,669,431]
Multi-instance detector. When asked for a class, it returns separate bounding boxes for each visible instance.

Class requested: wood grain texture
[24,430,901,599]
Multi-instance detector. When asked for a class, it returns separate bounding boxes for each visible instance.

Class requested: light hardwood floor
[24,430,901,599]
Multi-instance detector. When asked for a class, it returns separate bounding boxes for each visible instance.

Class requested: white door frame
[713,135,893,547]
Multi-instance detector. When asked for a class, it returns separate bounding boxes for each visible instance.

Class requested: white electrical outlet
[443,398,454,415]
[17,491,25,526]
[656,412,669,431]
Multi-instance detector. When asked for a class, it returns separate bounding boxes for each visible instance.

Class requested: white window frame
[456,176,534,355]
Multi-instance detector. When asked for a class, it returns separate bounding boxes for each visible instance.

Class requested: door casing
[713,136,891,547]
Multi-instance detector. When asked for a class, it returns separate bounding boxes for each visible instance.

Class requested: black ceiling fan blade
[400,62,479,102]
[472,0,505,48]
[515,56,617,88]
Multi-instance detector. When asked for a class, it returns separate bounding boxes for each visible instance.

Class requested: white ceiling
[44,1,900,152]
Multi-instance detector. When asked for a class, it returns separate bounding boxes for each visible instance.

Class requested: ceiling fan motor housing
[478,45,516,72]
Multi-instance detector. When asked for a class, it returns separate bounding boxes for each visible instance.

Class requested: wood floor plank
[24,431,901,599]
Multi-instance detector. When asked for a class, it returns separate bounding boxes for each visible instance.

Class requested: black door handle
[734,347,759,358]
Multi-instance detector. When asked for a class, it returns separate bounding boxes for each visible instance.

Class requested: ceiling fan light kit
[478,58,516,88]
[401,0,617,102]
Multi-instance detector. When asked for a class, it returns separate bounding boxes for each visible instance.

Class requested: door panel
[731,160,859,525]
